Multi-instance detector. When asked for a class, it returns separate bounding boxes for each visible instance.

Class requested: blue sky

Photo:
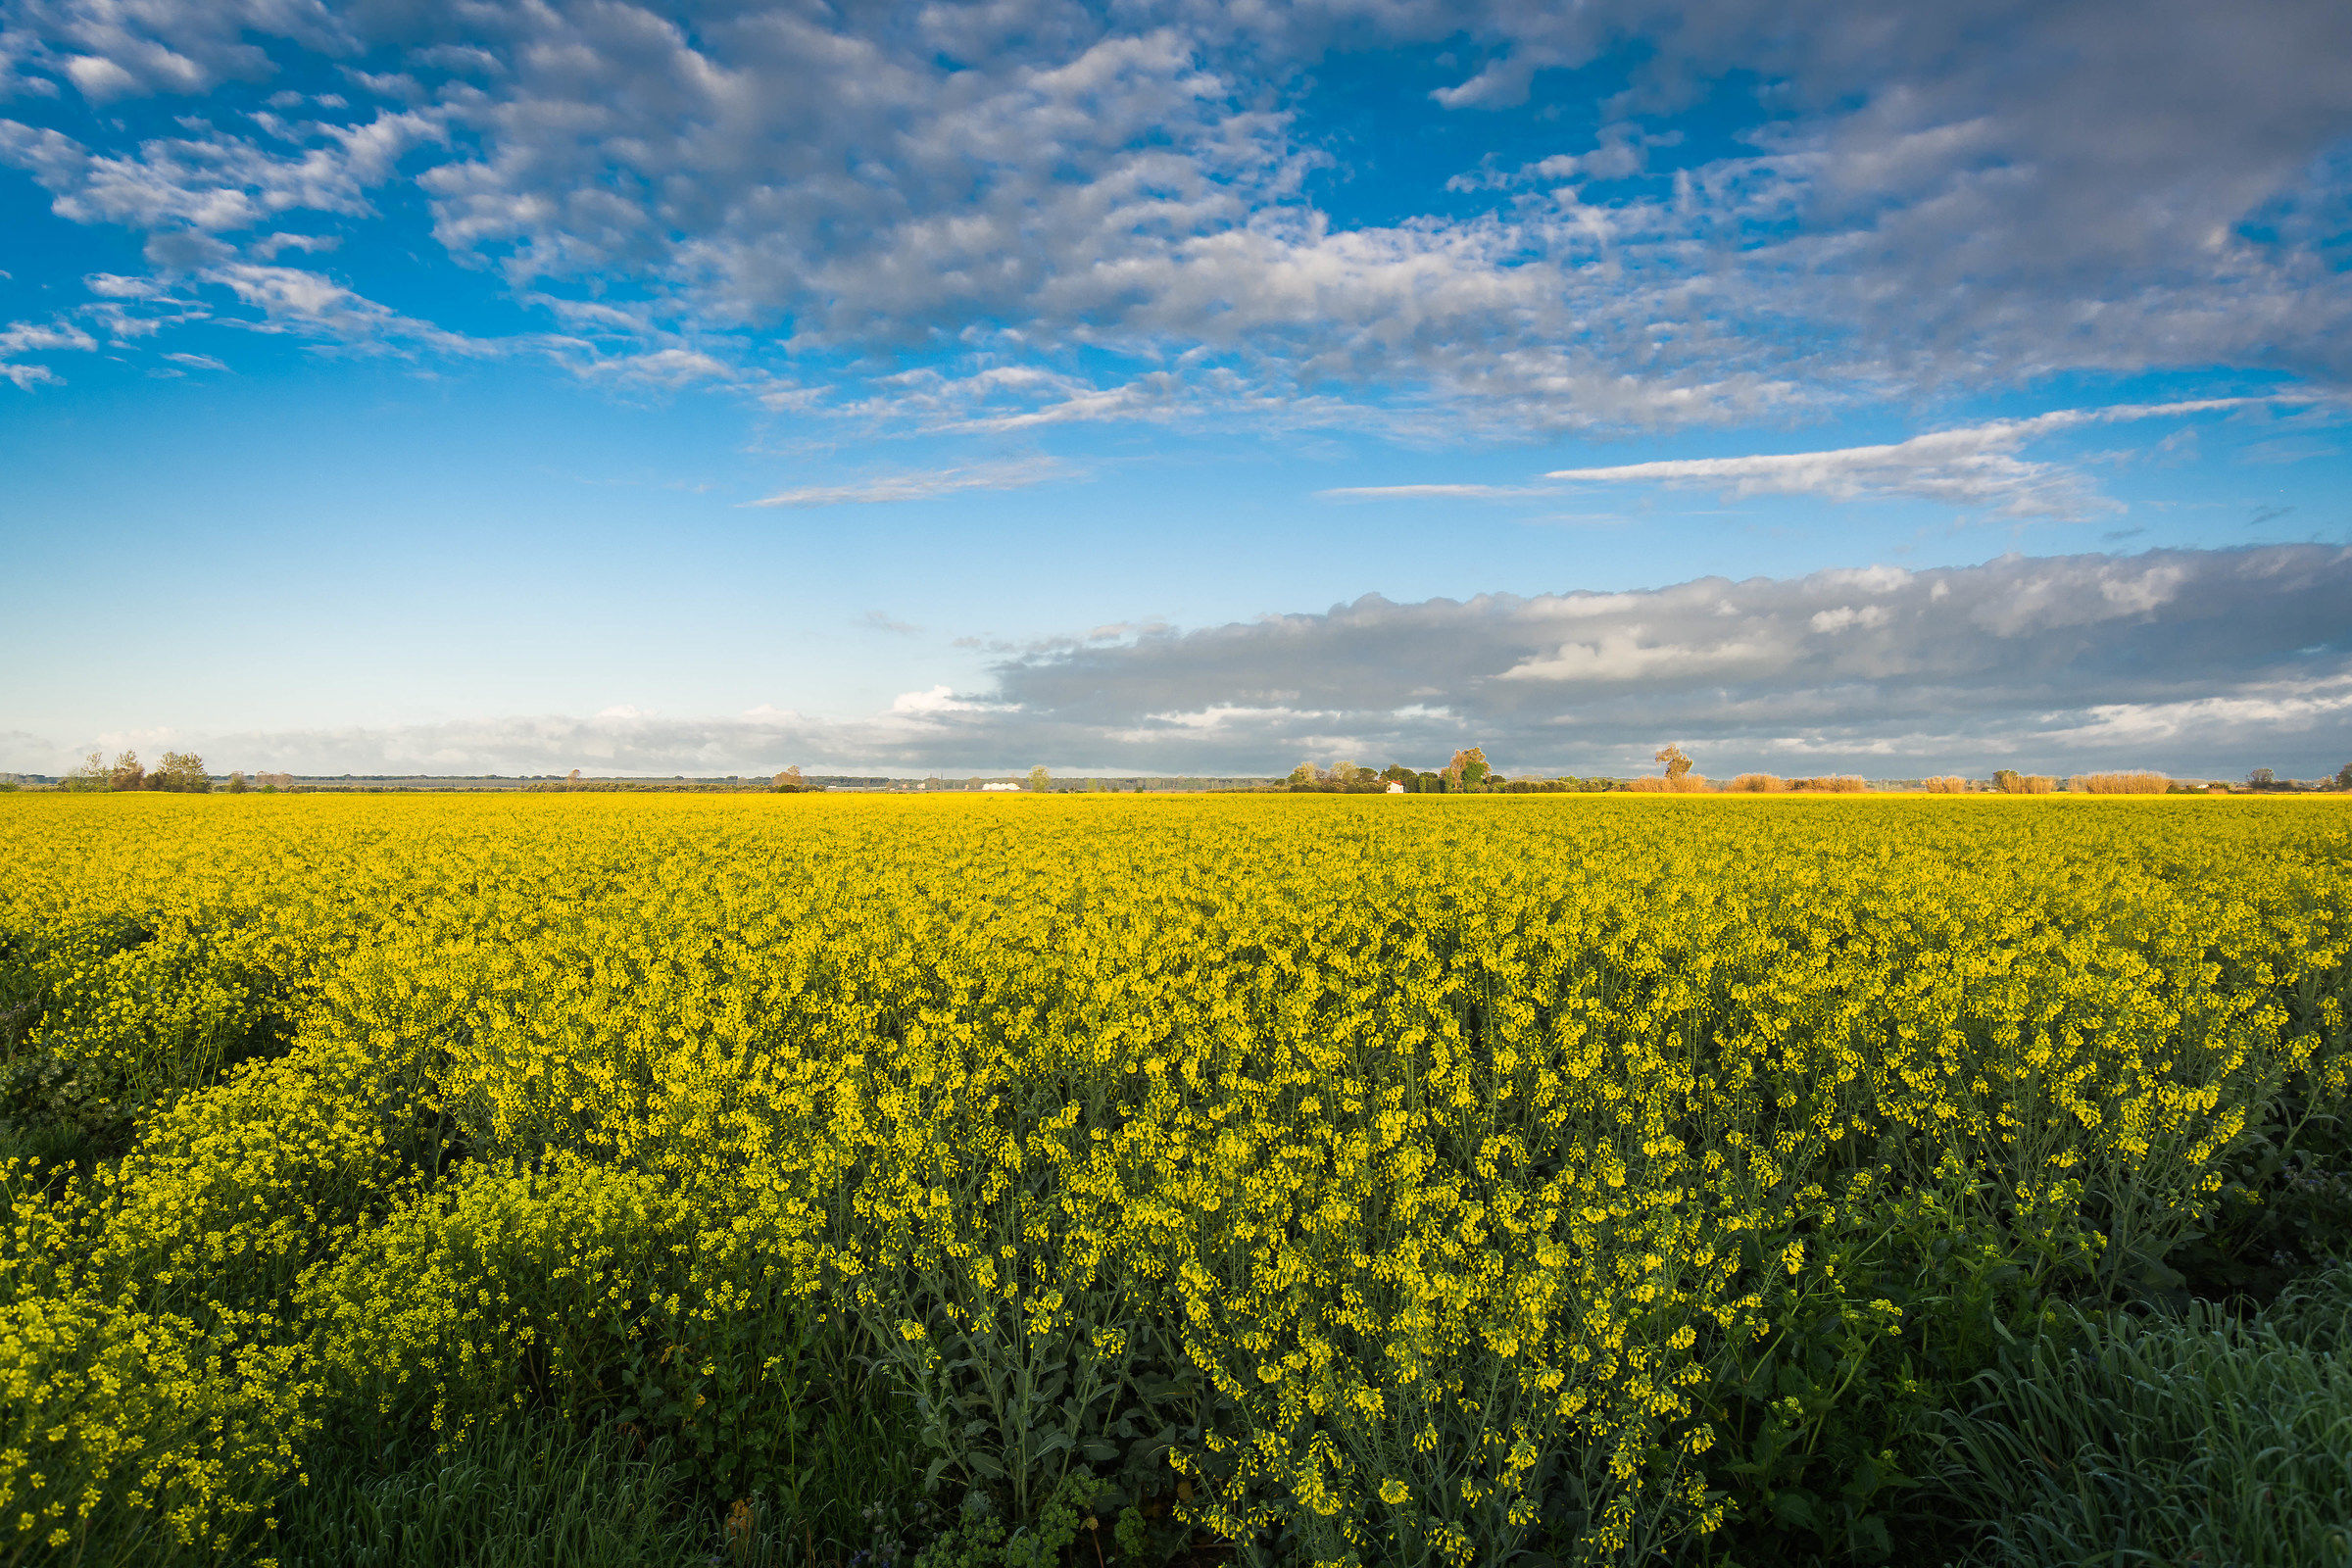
[2,0,2349,778]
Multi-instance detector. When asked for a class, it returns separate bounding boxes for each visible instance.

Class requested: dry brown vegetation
[2072,771,2171,794]
[1790,775,1869,793]
[1626,773,1712,793]
[1924,776,1970,794]
[1728,774,1787,793]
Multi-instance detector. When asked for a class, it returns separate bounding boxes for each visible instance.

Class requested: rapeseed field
[1,793,2346,1567]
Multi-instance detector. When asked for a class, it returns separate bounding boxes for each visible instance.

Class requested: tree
[225,770,249,793]
[152,752,210,792]
[773,765,803,791]
[2249,767,2277,789]
[1028,764,1052,792]
[1288,761,1320,788]
[108,751,145,791]
[64,750,107,792]
[567,768,583,786]
[1416,770,1442,794]
[1444,747,1490,791]
[1654,744,1692,783]
[2336,761,2352,791]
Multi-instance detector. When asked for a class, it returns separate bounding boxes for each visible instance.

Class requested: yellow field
[1,793,2347,1566]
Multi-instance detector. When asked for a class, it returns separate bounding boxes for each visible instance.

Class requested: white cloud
[1497,627,1783,682]
[0,111,440,233]
[0,2,2347,431]
[0,316,96,387]
[745,458,1074,510]
[192,262,503,358]
[1540,398,2303,515]
[1319,483,1560,501]
[1809,605,1893,633]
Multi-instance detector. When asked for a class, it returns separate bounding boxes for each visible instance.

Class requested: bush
[2071,771,2170,794]
[1990,770,2055,794]
[1627,773,1710,792]
[1728,774,1786,793]
[1922,776,1969,794]
[1789,775,1867,793]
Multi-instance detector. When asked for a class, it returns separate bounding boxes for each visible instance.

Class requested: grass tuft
[1936,1264,2352,1568]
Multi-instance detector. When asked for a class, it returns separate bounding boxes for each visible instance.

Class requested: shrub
[1922,776,1969,794]
[1626,773,1710,793]
[1990,770,2055,795]
[1728,774,1786,793]
[1789,775,1868,793]
[2071,771,2170,794]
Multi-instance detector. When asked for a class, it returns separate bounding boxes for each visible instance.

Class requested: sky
[2,0,2349,780]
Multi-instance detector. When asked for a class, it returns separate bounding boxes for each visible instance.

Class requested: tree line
[59,750,290,793]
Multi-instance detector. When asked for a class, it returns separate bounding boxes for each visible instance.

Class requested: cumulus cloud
[967,544,2352,774]
[2,0,2344,429]
[28,545,2343,779]
[0,110,438,233]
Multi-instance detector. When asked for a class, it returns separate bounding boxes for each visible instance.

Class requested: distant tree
[1288,761,1320,788]
[2249,767,2277,789]
[1416,770,1443,794]
[567,768,583,786]
[225,770,249,793]
[1085,776,1109,792]
[64,750,107,792]
[108,751,145,792]
[1654,744,1692,783]
[773,765,803,792]
[152,752,211,792]
[2336,761,2352,791]
[1028,764,1052,793]
[1445,747,1490,791]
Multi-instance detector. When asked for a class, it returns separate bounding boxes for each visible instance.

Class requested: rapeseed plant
[0,793,2343,1565]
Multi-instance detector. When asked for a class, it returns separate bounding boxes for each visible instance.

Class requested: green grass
[271,1424,710,1568]
[1935,1264,2352,1568]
